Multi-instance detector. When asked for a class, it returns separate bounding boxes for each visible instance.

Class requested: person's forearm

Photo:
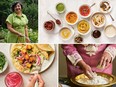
[62,44,84,66]
[8,27,23,36]
[77,60,87,69]
[25,26,28,37]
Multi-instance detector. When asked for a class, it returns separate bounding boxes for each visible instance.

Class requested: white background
[0,44,58,87]
[39,0,116,44]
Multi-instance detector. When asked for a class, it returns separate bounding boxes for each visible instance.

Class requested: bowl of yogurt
[59,27,74,41]
[104,25,116,38]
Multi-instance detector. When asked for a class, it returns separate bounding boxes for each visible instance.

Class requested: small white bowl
[91,12,106,28]
[44,20,55,32]
[104,25,116,38]
[77,20,91,35]
[65,11,79,25]
[79,4,92,18]
[0,52,8,73]
[56,2,66,14]
[99,0,112,14]
[59,27,74,41]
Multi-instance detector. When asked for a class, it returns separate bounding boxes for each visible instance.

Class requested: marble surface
[39,0,116,44]
[0,44,58,87]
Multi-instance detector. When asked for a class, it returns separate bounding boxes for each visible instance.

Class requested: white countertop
[0,44,58,87]
[39,0,116,44]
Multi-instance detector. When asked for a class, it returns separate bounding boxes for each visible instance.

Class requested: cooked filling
[92,14,105,26]
[11,44,54,73]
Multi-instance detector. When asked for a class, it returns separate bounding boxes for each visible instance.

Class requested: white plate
[39,44,55,73]
[0,52,8,73]
[10,44,55,74]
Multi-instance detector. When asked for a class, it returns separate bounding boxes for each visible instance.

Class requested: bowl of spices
[56,3,65,13]
[74,36,83,43]
[92,30,101,38]
[44,20,55,31]
[100,0,112,13]
[65,11,78,25]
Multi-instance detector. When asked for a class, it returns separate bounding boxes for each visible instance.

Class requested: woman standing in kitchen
[62,44,116,79]
[6,1,30,43]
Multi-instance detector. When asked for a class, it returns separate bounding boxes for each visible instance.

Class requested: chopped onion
[36,55,41,65]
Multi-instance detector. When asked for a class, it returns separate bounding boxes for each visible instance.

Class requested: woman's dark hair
[11,1,23,12]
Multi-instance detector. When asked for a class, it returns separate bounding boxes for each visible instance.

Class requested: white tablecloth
[0,44,58,87]
[39,0,116,43]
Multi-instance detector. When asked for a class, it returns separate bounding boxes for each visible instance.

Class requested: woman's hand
[18,33,24,37]
[26,37,30,43]
[81,63,93,79]
[99,52,112,69]
[27,74,45,87]
[7,23,24,37]
[78,60,93,79]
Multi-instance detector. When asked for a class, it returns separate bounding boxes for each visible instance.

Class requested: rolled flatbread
[37,44,54,60]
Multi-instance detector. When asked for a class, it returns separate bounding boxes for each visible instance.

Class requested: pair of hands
[79,52,112,79]
[27,74,44,87]
[18,33,30,43]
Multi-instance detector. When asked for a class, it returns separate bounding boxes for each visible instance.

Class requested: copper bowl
[71,72,116,87]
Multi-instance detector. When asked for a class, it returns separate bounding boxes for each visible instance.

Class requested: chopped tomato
[24,54,29,60]
[26,63,32,68]
[29,56,36,62]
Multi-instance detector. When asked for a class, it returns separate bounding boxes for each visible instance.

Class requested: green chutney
[56,3,65,12]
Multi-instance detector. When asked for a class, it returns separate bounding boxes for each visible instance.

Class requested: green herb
[27,49,32,54]
[0,52,6,71]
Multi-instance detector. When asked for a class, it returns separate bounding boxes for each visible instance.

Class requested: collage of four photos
[0,0,116,87]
